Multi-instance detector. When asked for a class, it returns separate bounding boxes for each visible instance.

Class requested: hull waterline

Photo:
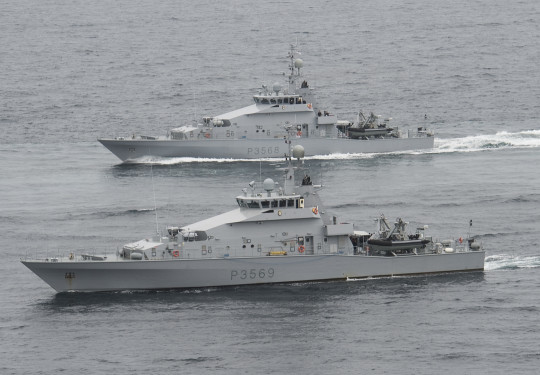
[98,136,435,162]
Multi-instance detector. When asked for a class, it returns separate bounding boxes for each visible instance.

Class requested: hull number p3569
[231,268,275,280]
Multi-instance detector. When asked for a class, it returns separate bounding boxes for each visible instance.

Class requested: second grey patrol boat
[99,44,434,162]
[22,138,483,293]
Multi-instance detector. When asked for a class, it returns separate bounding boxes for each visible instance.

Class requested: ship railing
[408,127,433,138]
[181,245,294,259]
[21,247,118,262]
[431,237,480,254]
[317,114,336,125]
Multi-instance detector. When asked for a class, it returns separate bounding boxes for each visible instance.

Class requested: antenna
[259,158,262,188]
[151,164,159,235]
[167,164,173,228]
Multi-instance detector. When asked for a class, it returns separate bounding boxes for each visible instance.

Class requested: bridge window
[237,198,248,207]
[247,200,260,208]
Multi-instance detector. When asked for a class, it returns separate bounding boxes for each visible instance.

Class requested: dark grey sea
[1,0,539,374]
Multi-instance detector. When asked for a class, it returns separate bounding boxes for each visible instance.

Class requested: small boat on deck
[336,112,396,139]
[367,215,431,254]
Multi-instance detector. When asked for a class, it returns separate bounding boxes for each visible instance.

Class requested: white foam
[129,156,258,165]
[484,254,540,271]
[435,129,540,154]
[128,153,377,165]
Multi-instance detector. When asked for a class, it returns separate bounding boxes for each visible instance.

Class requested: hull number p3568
[247,147,280,155]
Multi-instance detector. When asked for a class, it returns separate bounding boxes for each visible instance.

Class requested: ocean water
[1,0,540,374]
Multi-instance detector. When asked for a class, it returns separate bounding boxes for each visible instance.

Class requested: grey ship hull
[22,251,484,293]
[98,136,435,162]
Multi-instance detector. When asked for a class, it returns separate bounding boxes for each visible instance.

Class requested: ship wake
[434,129,540,153]
[485,254,540,271]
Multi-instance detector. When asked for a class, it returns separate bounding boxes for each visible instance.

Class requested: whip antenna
[151,164,159,235]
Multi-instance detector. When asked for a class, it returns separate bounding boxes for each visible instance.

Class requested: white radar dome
[294,58,304,68]
[263,178,275,192]
[292,145,305,159]
[272,83,282,94]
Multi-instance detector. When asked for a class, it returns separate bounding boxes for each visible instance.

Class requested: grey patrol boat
[98,44,434,162]
[22,140,484,293]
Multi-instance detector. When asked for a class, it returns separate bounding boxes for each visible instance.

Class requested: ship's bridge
[253,80,311,106]
[253,94,307,106]
[236,194,304,209]
[236,177,307,209]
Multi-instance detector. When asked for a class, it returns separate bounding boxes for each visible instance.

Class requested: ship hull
[22,251,484,292]
[98,136,434,162]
